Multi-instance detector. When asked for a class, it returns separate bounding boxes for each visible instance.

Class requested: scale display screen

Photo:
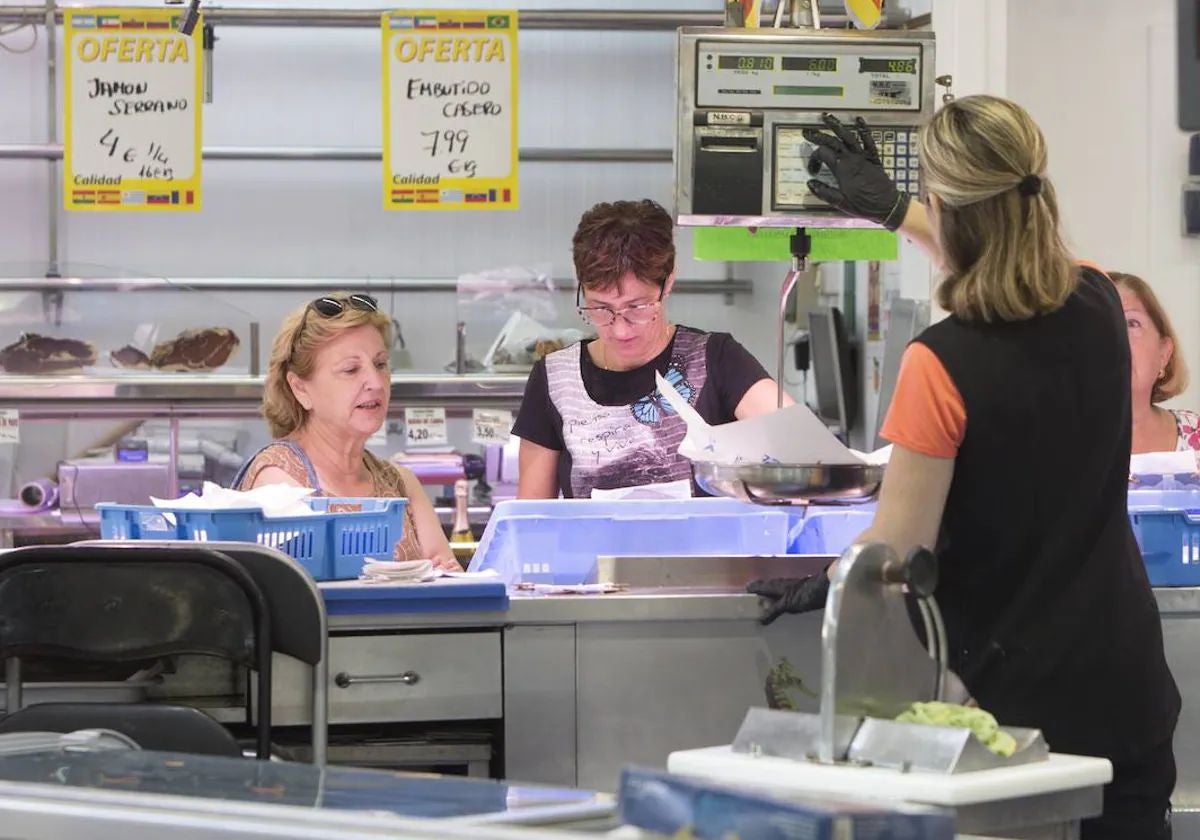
[717,55,776,71]
[781,56,839,73]
[860,57,917,74]
[696,40,923,111]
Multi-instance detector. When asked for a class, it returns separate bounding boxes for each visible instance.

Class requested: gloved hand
[746,573,831,625]
[803,113,911,231]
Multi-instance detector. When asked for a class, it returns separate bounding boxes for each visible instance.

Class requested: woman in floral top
[1112,272,1200,452]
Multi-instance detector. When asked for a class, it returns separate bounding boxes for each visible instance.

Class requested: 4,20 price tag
[405,407,449,447]
[471,409,512,446]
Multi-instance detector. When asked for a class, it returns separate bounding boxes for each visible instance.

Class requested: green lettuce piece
[896,701,1017,758]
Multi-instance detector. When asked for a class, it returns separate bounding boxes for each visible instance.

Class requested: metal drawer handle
[334,670,420,689]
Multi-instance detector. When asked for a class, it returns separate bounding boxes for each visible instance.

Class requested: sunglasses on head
[310,293,379,317]
[290,294,380,364]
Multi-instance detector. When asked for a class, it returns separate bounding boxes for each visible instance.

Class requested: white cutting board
[666,745,1111,807]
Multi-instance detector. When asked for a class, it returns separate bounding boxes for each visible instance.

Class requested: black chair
[77,540,329,764]
[0,702,242,757]
[0,545,273,759]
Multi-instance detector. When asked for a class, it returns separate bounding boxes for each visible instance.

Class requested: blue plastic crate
[788,505,875,555]
[1128,489,1200,586]
[467,498,806,585]
[97,497,408,582]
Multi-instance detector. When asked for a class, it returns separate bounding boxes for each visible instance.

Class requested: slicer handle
[881,545,938,598]
[904,547,939,598]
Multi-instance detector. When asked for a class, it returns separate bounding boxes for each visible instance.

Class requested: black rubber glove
[803,113,911,231]
[746,573,831,625]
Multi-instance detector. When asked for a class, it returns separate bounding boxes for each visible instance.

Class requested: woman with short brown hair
[512,198,790,499]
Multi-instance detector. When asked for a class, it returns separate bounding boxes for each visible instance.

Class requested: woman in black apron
[756,97,1179,839]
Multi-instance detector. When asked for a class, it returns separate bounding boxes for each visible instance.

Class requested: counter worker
[512,199,793,500]
[231,293,458,571]
[1111,272,1200,454]
[751,99,1179,839]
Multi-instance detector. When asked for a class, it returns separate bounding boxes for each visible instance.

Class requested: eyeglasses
[290,294,380,362]
[576,285,665,328]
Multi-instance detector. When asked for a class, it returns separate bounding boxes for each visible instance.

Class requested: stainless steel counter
[1156,587,1200,840]
[283,583,1200,804]
[0,373,526,414]
[325,588,767,631]
[250,586,824,793]
[1155,587,1200,614]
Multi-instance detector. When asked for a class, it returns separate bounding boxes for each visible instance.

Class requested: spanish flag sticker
[844,0,883,30]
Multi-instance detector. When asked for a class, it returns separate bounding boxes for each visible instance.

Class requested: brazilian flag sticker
[486,14,510,29]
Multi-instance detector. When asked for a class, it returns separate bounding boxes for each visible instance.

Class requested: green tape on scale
[692,226,898,262]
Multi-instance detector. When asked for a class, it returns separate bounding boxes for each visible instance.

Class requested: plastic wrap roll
[19,479,59,511]
[392,454,466,486]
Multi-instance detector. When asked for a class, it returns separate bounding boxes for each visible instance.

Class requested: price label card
[404,407,449,447]
[64,8,203,212]
[381,9,518,211]
[0,410,19,444]
[471,409,512,446]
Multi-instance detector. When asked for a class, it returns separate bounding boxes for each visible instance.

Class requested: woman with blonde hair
[1110,272,1199,452]
[232,293,457,571]
[752,97,1178,838]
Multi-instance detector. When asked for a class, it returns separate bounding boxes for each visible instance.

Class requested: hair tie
[1017,174,1042,197]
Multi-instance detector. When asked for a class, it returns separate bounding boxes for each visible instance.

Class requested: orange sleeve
[1076,258,1110,281]
[879,342,966,459]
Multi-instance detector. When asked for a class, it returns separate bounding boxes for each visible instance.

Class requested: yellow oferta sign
[63,7,203,211]
[382,9,519,210]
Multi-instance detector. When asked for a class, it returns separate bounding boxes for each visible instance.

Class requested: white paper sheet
[151,481,317,519]
[359,559,437,584]
[1130,450,1199,475]
[591,479,693,500]
[655,372,869,466]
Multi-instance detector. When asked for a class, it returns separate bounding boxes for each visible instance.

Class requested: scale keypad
[872,128,920,197]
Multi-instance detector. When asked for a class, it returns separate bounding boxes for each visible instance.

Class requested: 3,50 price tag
[471,409,512,446]
[405,407,449,447]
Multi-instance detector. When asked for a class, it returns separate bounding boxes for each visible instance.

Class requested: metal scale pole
[777,229,811,409]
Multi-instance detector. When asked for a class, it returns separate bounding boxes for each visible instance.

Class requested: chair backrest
[75,540,326,666]
[0,544,273,760]
[0,549,256,665]
[0,702,243,758]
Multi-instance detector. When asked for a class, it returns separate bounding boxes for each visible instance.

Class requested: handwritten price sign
[404,407,449,447]
[382,9,518,210]
[471,409,512,446]
[63,8,202,212]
